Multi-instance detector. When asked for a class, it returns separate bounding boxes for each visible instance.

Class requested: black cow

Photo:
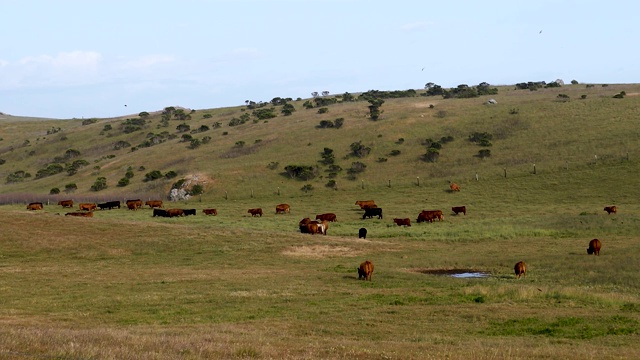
[183,209,196,216]
[358,228,367,239]
[363,207,383,219]
[98,201,121,210]
[153,208,169,217]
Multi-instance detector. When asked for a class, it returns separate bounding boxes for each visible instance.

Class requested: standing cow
[203,208,218,216]
[363,207,383,219]
[587,239,602,255]
[27,202,43,210]
[393,218,411,227]
[248,208,263,217]
[145,200,163,208]
[452,206,466,215]
[450,183,460,192]
[58,199,74,208]
[358,260,374,281]
[514,261,527,279]
[275,203,290,214]
[358,228,367,239]
[604,206,617,215]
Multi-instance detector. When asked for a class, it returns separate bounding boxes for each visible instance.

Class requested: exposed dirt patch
[283,245,358,258]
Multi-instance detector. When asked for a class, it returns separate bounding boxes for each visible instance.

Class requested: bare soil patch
[282,245,358,258]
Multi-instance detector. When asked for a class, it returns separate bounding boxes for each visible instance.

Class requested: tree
[311,92,319,98]
[49,188,60,195]
[350,141,371,158]
[319,147,335,165]
[139,111,150,118]
[322,91,330,96]
[90,177,107,191]
[117,177,130,187]
[367,98,384,120]
[64,183,77,193]
[281,103,296,116]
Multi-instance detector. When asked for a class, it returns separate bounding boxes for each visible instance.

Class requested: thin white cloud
[401,21,433,31]
[19,51,102,70]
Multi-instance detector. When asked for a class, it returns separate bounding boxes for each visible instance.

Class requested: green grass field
[1,83,640,358]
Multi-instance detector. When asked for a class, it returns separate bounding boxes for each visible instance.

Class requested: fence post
[277,187,280,195]
[225,191,228,200]
[504,168,507,178]
[533,163,536,174]
[361,180,364,189]
[251,189,254,198]
[416,177,420,187]
[475,173,479,181]
[388,179,391,188]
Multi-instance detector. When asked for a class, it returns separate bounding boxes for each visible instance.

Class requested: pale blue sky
[1,0,638,119]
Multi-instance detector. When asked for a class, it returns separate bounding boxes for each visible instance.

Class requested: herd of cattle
[25,195,611,279]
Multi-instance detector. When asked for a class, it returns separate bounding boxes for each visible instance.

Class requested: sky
[1,0,639,119]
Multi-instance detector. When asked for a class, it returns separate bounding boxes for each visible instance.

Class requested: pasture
[1,162,640,359]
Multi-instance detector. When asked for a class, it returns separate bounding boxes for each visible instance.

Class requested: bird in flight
[539,30,542,34]
[421,67,425,71]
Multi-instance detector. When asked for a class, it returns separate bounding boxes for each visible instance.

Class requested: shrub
[113,140,131,150]
[202,136,212,144]
[377,157,388,162]
[396,138,405,144]
[348,161,367,175]
[317,107,329,114]
[64,183,77,193]
[509,108,519,115]
[613,92,626,99]
[144,170,164,182]
[469,132,493,145]
[571,80,579,85]
[189,138,201,149]
[300,184,314,193]
[477,149,492,158]
[440,135,454,144]
[181,134,193,142]
[165,170,178,179]
[82,118,98,125]
[334,118,344,129]
[103,124,112,131]
[284,165,317,180]
[176,123,190,133]
[190,184,204,195]
[49,188,60,195]
[267,161,279,170]
[117,177,130,187]
[203,114,213,119]
[90,177,108,191]
[36,164,65,179]
[252,108,277,120]
[125,170,134,179]
[581,95,587,99]
[350,141,371,158]
[325,180,337,189]
[389,150,401,156]
[317,120,334,128]
[423,148,440,162]
[235,141,245,148]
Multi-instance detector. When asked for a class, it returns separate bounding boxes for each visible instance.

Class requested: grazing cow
[275,203,290,214]
[79,203,97,211]
[358,260,374,281]
[355,200,376,209]
[450,183,460,192]
[203,208,218,216]
[452,206,466,215]
[183,209,196,216]
[358,228,367,239]
[305,222,321,235]
[65,211,93,217]
[417,210,444,223]
[248,208,263,217]
[153,208,169,217]
[315,213,337,222]
[604,206,617,215]
[98,201,120,210]
[145,200,163,208]
[587,239,602,256]
[26,202,43,210]
[299,218,312,233]
[319,220,329,235]
[363,207,383,219]
[514,261,527,279]
[57,199,74,208]
[166,208,184,218]
[126,199,143,210]
[393,218,411,227]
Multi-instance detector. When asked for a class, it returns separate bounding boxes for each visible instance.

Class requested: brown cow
[299,218,312,233]
[587,239,602,256]
[450,183,460,192]
[166,208,184,218]
[355,200,376,209]
[248,208,263,217]
[393,218,411,226]
[145,200,163,208]
[315,213,337,222]
[27,202,43,210]
[275,203,290,214]
[319,220,329,235]
[126,199,143,210]
[514,261,527,279]
[452,206,466,215]
[417,210,443,223]
[203,208,218,216]
[305,222,321,235]
[58,199,74,208]
[358,260,374,281]
[79,203,97,211]
[604,206,617,215]
[65,211,93,217]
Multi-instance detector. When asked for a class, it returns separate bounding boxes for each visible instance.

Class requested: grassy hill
[1,83,640,359]
[1,83,639,202]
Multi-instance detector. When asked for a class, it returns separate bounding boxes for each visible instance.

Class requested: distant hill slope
[1,83,639,202]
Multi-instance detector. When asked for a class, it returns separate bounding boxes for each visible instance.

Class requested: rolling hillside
[1,82,639,203]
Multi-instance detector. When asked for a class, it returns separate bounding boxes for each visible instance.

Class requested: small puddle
[414,268,490,278]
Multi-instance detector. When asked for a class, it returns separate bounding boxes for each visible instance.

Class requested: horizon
[2,0,639,119]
